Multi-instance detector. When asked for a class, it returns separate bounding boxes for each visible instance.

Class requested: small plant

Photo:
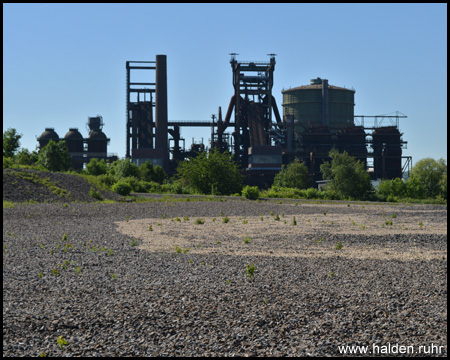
[246,263,256,279]
[225,279,231,285]
[182,248,190,254]
[385,220,393,226]
[219,211,223,216]
[216,241,221,245]
[262,298,268,305]
[51,268,60,276]
[111,273,118,280]
[243,236,252,244]
[89,244,99,252]
[419,221,423,228]
[38,272,43,278]
[335,241,343,250]
[89,187,103,201]
[361,225,366,230]
[62,233,68,242]
[242,185,260,200]
[175,245,182,254]
[292,216,297,226]
[323,212,327,216]
[162,214,167,219]
[183,216,189,221]
[242,219,248,224]
[270,210,274,216]
[106,248,114,256]
[74,267,82,275]
[174,217,181,222]
[260,216,264,221]
[274,214,280,221]
[195,218,205,225]
[329,272,335,278]
[390,213,397,219]
[148,225,153,231]
[131,239,137,246]
[63,203,68,208]
[56,335,68,349]
[26,214,31,219]
[222,216,230,223]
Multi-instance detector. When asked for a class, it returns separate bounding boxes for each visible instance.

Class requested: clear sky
[3,3,447,165]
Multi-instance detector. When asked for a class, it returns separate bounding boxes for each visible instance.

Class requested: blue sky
[3,3,447,165]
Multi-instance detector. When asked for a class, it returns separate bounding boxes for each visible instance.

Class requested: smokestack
[155,55,168,169]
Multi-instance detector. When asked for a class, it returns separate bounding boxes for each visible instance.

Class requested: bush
[273,159,311,189]
[86,158,108,176]
[112,182,132,196]
[89,187,104,201]
[242,185,260,200]
[96,174,118,189]
[176,149,243,195]
[110,159,140,179]
[3,156,14,169]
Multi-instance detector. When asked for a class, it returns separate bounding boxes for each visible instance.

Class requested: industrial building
[38,54,411,186]
[37,116,117,170]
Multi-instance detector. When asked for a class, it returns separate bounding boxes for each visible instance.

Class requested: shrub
[176,149,243,195]
[38,140,72,172]
[112,181,132,196]
[89,187,103,201]
[273,159,311,189]
[96,174,118,189]
[242,185,260,200]
[86,158,108,176]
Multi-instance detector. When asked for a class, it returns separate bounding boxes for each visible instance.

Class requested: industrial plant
[37,54,411,187]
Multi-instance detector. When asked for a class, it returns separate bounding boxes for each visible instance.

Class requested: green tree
[109,158,140,179]
[86,158,108,176]
[273,159,311,189]
[15,148,39,166]
[3,128,22,158]
[176,149,243,195]
[409,158,447,198]
[320,149,372,200]
[138,161,155,182]
[38,140,72,172]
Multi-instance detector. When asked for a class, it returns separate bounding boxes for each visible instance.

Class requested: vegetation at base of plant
[246,263,256,279]
[243,236,253,244]
[292,216,297,225]
[57,335,68,349]
[131,239,137,246]
[222,216,230,223]
[195,218,205,225]
[361,225,366,230]
[183,217,189,221]
[274,214,280,221]
[242,185,260,200]
[74,267,82,275]
[242,219,248,224]
[385,221,393,226]
[335,241,343,250]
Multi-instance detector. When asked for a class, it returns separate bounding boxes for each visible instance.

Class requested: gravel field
[3,196,447,357]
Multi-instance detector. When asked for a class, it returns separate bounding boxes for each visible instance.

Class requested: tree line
[3,127,447,203]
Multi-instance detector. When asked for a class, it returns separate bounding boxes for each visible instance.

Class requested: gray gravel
[3,199,447,357]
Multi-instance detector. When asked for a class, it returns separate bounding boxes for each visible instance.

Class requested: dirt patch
[115,208,447,261]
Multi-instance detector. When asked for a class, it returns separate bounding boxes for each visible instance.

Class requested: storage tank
[63,128,84,170]
[87,129,108,157]
[37,128,60,150]
[372,126,402,179]
[282,78,355,134]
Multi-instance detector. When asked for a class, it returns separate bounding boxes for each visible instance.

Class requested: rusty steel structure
[214,54,283,171]
[37,54,411,184]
